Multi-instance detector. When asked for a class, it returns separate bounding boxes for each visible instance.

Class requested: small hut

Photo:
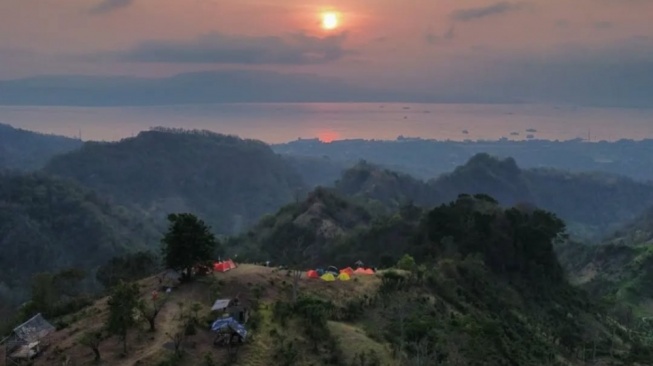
[3,313,55,365]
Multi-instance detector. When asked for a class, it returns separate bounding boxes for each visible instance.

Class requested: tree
[138,294,167,332]
[79,330,104,362]
[397,254,416,271]
[162,213,218,281]
[106,282,140,354]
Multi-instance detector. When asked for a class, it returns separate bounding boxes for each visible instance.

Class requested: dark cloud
[112,32,350,65]
[451,2,524,22]
[89,0,134,15]
[425,26,456,45]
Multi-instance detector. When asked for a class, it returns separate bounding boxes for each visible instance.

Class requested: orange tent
[340,267,354,275]
[354,267,374,275]
[307,270,320,279]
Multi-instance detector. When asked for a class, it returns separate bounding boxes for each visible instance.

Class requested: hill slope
[29,196,653,366]
[0,123,82,171]
[228,187,375,265]
[43,128,305,235]
[0,172,161,308]
[335,154,653,238]
[557,206,653,317]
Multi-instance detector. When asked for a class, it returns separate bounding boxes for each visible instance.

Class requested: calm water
[1,103,652,143]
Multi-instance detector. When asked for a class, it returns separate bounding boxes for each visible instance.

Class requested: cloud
[425,26,456,45]
[451,2,524,22]
[110,32,350,65]
[89,0,134,15]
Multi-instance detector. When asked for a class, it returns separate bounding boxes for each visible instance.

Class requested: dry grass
[30,264,384,366]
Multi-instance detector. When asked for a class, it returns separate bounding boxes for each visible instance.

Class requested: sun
[321,11,340,30]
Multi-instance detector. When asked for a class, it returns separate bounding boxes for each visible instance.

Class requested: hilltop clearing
[26,264,392,366]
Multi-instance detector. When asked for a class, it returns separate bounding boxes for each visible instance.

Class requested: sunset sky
[0,0,652,106]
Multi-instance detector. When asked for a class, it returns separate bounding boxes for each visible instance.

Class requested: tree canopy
[162,213,218,280]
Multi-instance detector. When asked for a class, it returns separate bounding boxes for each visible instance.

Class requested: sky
[0,0,652,106]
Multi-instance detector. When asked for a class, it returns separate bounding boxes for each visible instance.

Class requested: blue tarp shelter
[211,317,248,340]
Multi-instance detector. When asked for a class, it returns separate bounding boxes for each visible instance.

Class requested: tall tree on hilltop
[106,282,140,355]
[162,213,218,281]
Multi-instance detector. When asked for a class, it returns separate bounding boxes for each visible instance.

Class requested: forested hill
[0,172,161,308]
[556,205,653,318]
[335,154,653,238]
[0,123,82,171]
[43,128,306,235]
[226,193,651,364]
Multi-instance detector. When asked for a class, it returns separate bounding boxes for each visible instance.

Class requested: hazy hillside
[0,172,161,308]
[228,187,375,265]
[43,128,305,235]
[0,123,82,171]
[557,206,653,317]
[273,138,653,181]
[335,154,653,238]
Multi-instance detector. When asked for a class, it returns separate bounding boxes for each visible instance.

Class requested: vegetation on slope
[0,123,82,171]
[558,205,653,318]
[14,194,653,366]
[43,128,306,235]
[228,187,375,265]
[335,154,653,239]
[0,172,161,311]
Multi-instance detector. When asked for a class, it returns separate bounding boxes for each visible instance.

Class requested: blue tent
[211,317,248,340]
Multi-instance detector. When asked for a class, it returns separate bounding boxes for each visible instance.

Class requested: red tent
[307,270,319,279]
[226,259,237,269]
[340,267,354,275]
[363,268,375,275]
[213,261,229,273]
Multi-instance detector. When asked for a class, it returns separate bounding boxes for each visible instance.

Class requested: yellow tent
[321,273,336,281]
[338,273,350,281]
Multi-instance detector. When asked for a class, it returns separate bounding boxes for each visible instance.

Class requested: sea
[1,103,652,143]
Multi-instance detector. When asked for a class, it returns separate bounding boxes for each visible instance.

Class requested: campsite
[2,263,392,366]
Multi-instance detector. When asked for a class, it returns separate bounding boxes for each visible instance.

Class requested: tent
[354,268,374,275]
[226,259,237,269]
[211,317,248,341]
[321,273,336,281]
[211,299,232,312]
[4,314,55,364]
[340,267,354,275]
[214,261,230,273]
[338,273,350,281]
[354,260,364,268]
[307,270,320,279]
[326,266,339,275]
